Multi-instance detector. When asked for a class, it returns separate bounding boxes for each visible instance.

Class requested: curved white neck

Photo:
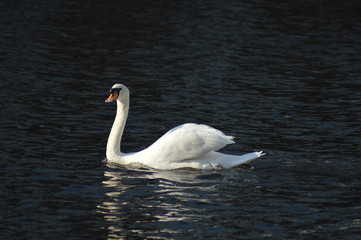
[106,99,129,159]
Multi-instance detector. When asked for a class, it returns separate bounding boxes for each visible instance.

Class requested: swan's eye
[110,88,122,94]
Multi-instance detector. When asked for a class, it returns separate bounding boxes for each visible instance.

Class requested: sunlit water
[1,0,361,239]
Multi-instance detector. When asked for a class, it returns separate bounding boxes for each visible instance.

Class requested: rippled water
[1,0,361,239]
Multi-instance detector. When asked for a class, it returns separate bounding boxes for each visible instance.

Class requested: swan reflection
[97,165,224,239]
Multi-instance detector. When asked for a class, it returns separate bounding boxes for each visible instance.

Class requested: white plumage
[105,83,265,170]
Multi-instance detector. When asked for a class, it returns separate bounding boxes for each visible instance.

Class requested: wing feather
[144,123,235,162]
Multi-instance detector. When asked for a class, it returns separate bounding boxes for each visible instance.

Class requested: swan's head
[105,83,129,103]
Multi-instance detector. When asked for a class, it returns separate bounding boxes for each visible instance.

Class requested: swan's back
[141,123,235,163]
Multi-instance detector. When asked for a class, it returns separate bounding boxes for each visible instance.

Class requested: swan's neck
[106,99,129,159]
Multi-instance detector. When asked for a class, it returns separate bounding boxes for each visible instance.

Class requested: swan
[105,83,265,170]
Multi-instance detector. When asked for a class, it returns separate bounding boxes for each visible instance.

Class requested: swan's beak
[105,91,119,103]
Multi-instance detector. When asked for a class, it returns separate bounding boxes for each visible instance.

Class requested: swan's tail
[214,151,265,169]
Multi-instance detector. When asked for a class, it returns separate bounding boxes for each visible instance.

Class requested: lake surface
[1,0,361,239]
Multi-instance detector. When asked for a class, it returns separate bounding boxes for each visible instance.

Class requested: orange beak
[105,91,119,103]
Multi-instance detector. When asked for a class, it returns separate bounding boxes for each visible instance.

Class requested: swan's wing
[144,123,235,162]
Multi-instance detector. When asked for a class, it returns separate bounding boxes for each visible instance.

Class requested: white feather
[143,123,234,162]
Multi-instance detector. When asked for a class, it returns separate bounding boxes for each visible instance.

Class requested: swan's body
[105,83,265,170]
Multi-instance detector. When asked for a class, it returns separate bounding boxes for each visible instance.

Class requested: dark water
[1,0,361,239]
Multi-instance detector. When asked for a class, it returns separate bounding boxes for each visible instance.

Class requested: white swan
[105,83,265,170]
